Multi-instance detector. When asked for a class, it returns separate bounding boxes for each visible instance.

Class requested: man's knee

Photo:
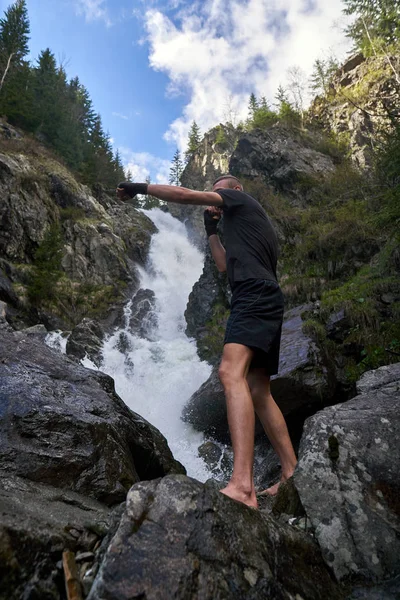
[218,360,243,389]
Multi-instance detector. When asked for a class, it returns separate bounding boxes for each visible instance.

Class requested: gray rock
[0,474,110,600]
[183,304,332,442]
[66,317,104,366]
[185,247,230,363]
[88,475,342,600]
[356,362,400,395]
[128,288,158,340]
[229,127,336,201]
[294,362,400,582]
[0,327,185,507]
[21,323,48,336]
[0,267,18,306]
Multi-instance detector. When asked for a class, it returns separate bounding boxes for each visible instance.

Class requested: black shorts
[224,279,284,375]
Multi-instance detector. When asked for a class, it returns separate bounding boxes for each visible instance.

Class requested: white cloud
[143,0,352,151]
[119,148,171,184]
[112,111,129,120]
[76,0,112,26]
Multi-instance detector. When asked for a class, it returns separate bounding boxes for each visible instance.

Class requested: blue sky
[1,0,352,182]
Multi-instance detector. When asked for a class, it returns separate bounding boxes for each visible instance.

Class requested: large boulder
[0,474,111,600]
[0,321,185,507]
[88,475,342,600]
[183,304,331,442]
[294,362,400,583]
[229,126,336,202]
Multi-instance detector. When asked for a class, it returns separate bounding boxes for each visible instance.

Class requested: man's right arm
[209,234,227,273]
[204,209,226,273]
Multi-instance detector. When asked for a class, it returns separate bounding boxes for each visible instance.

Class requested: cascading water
[81,209,213,480]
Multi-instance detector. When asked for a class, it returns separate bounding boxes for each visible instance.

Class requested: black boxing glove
[117,181,148,198]
[204,209,220,237]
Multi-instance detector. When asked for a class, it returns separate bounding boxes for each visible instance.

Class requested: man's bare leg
[218,343,258,508]
[248,368,297,496]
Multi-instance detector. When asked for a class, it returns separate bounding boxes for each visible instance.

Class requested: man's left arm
[117,182,222,207]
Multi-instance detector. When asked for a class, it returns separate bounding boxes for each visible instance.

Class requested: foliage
[342,0,400,53]
[309,57,339,95]
[185,121,201,162]
[169,148,184,186]
[27,223,63,303]
[0,0,29,90]
[215,124,228,146]
[0,2,126,189]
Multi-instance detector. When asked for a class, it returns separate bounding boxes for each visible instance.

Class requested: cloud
[143,0,352,151]
[112,111,129,120]
[119,148,171,184]
[75,0,112,26]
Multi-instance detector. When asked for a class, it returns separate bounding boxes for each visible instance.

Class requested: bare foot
[257,481,281,496]
[220,484,258,509]
[257,471,295,497]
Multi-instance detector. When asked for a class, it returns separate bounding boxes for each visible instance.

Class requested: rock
[294,362,400,582]
[183,304,332,442]
[347,577,400,600]
[21,323,48,337]
[326,308,351,342]
[0,327,185,507]
[271,304,332,414]
[185,248,230,363]
[198,440,232,477]
[66,317,104,366]
[128,288,158,340]
[88,475,342,600]
[0,474,110,600]
[229,127,336,202]
[0,267,18,306]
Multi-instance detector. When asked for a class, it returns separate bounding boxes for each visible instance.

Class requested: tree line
[0,0,126,188]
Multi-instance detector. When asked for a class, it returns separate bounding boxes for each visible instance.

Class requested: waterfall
[81,209,212,481]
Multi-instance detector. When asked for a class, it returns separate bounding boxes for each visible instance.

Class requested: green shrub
[28,224,63,303]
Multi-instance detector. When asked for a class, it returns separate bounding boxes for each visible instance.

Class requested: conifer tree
[185,120,201,161]
[169,149,184,186]
[310,58,338,95]
[342,0,399,51]
[247,93,259,120]
[0,0,29,92]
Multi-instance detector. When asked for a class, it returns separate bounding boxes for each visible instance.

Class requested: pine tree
[0,0,29,92]
[275,85,289,108]
[310,58,338,95]
[342,0,399,52]
[247,93,259,120]
[169,149,184,186]
[185,120,201,161]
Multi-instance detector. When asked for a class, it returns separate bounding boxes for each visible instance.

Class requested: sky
[1,0,353,182]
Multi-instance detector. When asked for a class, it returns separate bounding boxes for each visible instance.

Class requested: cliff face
[310,53,400,168]
[0,122,156,331]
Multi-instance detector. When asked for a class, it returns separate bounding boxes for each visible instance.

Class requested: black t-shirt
[216,189,278,288]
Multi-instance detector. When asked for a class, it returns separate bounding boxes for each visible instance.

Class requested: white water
[81,209,212,480]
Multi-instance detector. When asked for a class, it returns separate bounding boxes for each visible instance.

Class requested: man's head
[212,174,243,192]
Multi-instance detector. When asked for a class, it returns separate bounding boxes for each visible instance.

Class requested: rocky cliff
[0,121,155,333]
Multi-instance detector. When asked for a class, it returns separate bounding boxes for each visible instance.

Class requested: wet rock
[198,440,232,477]
[88,475,342,600]
[128,288,157,340]
[0,326,185,507]
[185,248,230,363]
[294,362,400,582]
[66,317,104,366]
[0,474,110,600]
[271,304,332,415]
[0,267,18,306]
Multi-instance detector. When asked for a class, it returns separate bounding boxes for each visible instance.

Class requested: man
[117,176,297,509]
